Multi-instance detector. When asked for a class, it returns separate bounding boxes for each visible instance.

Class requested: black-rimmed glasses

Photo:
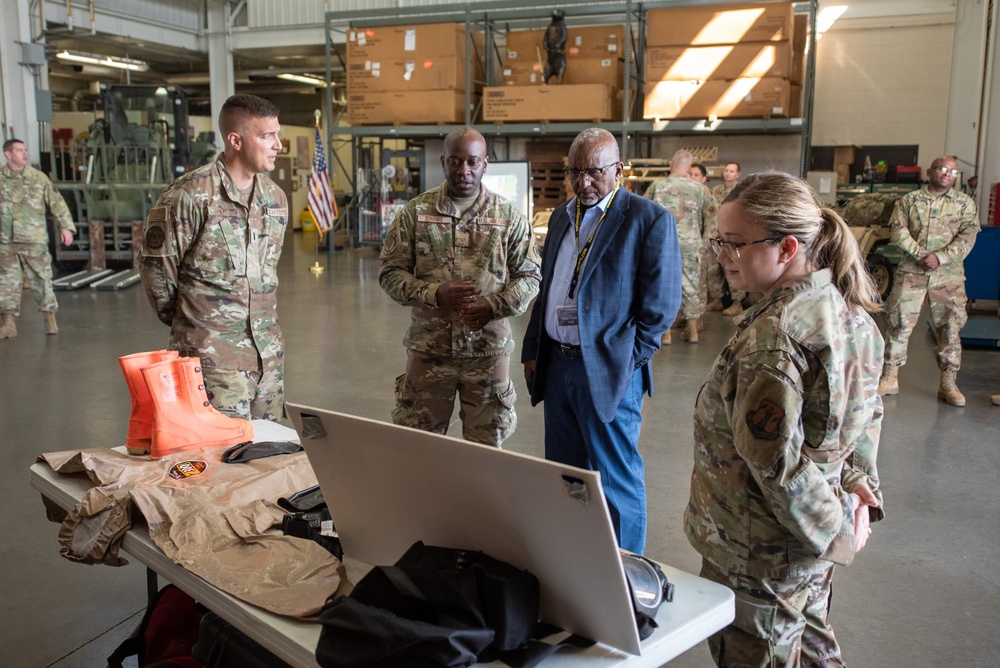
[563,162,620,181]
[709,236,783,261]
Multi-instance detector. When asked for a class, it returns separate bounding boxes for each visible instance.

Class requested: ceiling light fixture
[56,50,149,72]
[277,73,329,87]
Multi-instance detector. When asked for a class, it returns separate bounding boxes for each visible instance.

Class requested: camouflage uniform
[139,156,288,421]
[0,164,75,315]
[645,175,716,319]
[379,182,541,447]
[710,182,743,303]
[883,187,979,371]
[685,268,885,666]
[700,183,732,305]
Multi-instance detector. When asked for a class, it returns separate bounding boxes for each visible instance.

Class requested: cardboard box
[646,3,794,47]
[832,145,859,185]
[646,41,791,82]
[501,57,623,87]
[505,26,625,61]
[347,56,483,93]
[643,77,792,120]
[483,84,615,122]
[347,90,475,126]
[347,23,483,63]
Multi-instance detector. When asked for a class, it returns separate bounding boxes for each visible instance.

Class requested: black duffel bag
[316,541,575,668]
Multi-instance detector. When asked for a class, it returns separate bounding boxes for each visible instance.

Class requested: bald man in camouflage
[644,149,716,343]
[877,156,980,406]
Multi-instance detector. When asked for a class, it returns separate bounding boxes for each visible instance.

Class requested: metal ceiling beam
[42,0,203,52]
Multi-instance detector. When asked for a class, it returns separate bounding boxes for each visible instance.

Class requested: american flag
[308,127,337,233]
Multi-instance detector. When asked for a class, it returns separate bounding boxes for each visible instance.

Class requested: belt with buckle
[556,342,583,360]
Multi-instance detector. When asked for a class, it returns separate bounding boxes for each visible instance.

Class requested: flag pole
[310,109,325,276]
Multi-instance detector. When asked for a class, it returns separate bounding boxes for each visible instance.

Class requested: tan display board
[646,3,794,47]
[643,77,792,120]
[347,90,473,126]
[645,41,791,82]
[483,84,615,123]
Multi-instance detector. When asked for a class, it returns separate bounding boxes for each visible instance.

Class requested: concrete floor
[2,230,999,667]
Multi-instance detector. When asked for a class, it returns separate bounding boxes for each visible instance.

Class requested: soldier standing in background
[689,163,708,184]
[877,156,980,406]
[712,161,744,314]
[0,139,76,339]
[139,94,288,420]
[645,149,715,343]
[380,127,541,447]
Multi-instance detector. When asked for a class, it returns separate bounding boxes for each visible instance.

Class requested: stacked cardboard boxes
[643,3,803,120]
[484,25,626,123]
[501,25,625,87]
[346,23,483,125]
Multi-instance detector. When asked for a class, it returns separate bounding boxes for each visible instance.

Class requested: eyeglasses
[563,162,620,181]
[933,166,960,177]
[445,157,485,169]
[709,235,784,261]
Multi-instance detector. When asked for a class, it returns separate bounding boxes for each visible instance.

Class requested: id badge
[556,304,578,326]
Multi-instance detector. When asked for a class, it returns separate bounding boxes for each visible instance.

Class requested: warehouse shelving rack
[321,0,818,246]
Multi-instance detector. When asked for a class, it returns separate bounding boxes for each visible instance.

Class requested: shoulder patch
[142,218,175,258]
[746,399,785,440]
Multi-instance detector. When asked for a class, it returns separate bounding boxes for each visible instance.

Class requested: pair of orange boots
[118,350,254,458]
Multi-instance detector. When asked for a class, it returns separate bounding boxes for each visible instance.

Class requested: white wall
[811,14,955,171]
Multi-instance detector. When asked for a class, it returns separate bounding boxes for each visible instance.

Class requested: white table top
[30,457,733,668]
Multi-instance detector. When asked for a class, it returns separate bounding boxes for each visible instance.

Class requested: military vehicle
[52,84,215,268]
[837,188,913,301]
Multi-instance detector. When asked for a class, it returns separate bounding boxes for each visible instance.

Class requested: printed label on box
[405,28,416,51]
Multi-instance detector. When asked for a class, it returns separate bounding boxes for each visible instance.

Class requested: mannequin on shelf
[543,10,568,85]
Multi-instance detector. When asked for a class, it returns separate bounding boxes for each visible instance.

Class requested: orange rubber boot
[119,350,180,455]
[141,356,254,459]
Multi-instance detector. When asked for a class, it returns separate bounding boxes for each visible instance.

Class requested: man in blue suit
[522,128,681,554]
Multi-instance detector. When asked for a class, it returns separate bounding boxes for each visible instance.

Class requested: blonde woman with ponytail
[684,172,884,667]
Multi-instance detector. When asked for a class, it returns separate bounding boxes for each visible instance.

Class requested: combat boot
[141,356,254,459]
[43,312,58,335]
[683,320,699,343]
[877,366,899,396]
[662,330,672,345]
[119,350,180,455]
[705,298,724,311]
[937,369,966,407]
[722,301,743,316]
[0,313,16,339]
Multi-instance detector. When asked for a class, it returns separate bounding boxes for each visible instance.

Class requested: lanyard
[568,184,619,299]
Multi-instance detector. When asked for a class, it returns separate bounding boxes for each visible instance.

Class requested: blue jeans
[543,346,647,554]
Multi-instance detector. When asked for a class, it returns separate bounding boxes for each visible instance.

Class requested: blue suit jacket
[522,188,681,422]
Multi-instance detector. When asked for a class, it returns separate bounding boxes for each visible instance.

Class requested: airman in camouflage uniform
[688,173,884,667]
[139,95,287,421]
[380,128,541,447]
[0,138,76,338]
[713,162,745,314]
[645,150,716,342]
[877,156,980,406]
